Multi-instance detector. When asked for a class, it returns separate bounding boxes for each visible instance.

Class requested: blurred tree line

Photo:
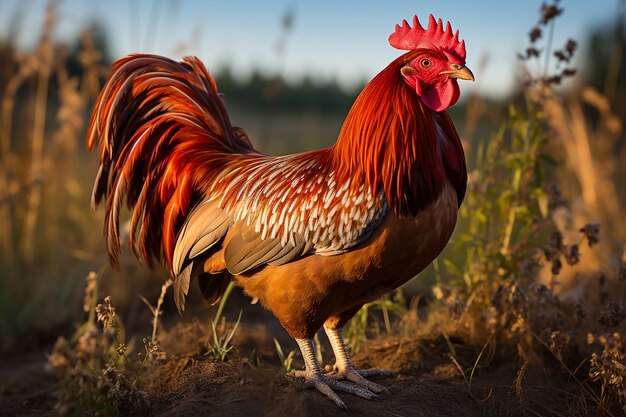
[215,67,362,115]
[2,16,623,123]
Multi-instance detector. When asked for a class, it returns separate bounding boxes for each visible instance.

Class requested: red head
[389,14,474,112]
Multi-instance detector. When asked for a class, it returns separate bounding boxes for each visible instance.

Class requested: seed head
[529,27,542,43]
[96,296,116,329]
[599,303,626,330]
[579,223,600,247]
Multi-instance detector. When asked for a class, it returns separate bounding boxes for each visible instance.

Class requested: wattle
[420,79,460,112]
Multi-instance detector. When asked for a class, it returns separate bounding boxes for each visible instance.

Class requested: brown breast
[233,181,459,338]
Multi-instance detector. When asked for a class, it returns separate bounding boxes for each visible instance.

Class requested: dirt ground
[0,301,601,417]
[0,344,563,417]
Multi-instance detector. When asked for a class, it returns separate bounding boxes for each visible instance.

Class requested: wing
[171,150,389,305]
[171,199,232,275]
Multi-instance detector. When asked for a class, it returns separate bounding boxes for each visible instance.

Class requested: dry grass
[0,0,108,354]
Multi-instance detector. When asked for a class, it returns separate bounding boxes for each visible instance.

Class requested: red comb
[389,14,466,64]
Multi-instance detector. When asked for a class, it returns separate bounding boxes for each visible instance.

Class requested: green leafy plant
[206,311,242,362]
[450,98,554,298]
[274,338,296,373]
[344,290,407,353]
[205,280,242,362]
[445,0,580,302]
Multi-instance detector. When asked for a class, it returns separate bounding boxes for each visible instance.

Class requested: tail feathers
[87,54,254,270]
[174,263,193,312]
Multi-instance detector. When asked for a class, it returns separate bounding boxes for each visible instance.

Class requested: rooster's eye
[420,59,432,68]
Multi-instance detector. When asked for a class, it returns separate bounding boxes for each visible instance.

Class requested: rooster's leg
[293,338,379,410]
[323,326,396,395]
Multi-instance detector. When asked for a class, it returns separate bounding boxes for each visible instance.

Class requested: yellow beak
[441,64,475,81]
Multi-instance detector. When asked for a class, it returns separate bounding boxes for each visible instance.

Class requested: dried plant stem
[0,74,23,160]
[20,77,49,259]
[445,332,494,404]
[140,279,173,344]
[86,273,99,326]
[500,208,516,256]
[543,19,556,76]
[501,166,522,256]
[0,173,13,264]
[569,101,600,213]
[541,91,624,229]
[382,303,391,334]
[152,279,172,343]
[531,332,616,417]
[0,60,31,264]
[20,0,57,261]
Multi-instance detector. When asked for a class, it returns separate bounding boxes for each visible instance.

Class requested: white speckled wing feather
[172,151,389,276]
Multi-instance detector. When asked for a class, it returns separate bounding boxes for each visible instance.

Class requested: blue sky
[0,0,619,98]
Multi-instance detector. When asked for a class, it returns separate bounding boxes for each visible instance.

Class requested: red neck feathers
[333,51,467,216]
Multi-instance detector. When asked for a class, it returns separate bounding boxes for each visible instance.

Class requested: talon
[325,367,392,396]
[328,378,380,400]
[323,325,396,397]
[296,369,380,408]
[306,375,348,410]
[294,338,380,409]
[358,368,397,378]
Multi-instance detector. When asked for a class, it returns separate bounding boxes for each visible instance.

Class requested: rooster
[87,14,472,409]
